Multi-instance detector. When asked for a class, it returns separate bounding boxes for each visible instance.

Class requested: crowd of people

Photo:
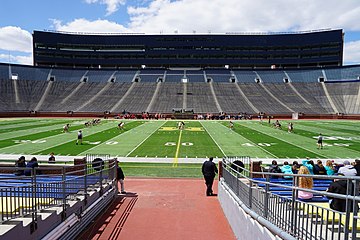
[268,158,360,212]
[269,158,360,178]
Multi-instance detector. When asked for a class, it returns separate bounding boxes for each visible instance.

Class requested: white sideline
[0,153,354,165]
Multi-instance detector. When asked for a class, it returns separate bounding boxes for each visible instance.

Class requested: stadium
[0,27,359,240]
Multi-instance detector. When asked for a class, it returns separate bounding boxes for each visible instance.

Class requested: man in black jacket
[202,157,218,196]
[327,173,354,212]
[117,165,126,194]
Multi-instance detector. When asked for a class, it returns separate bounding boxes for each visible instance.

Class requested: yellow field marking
[159,127,204,132]
[173,130,183,167]
[185,127,204,132]
[159,127,178,131]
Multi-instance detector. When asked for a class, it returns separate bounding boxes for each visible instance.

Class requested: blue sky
[0,0,360,65]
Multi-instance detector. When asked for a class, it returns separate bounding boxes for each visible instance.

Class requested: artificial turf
[0,118,359,160]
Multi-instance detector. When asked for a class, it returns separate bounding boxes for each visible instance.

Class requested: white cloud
[2,0,360,65]
[0,26,32,53]
[126,0,360,33]
[344,40,360,65]
[0,53,33,65]
[85,0,126,16]
[0,26,32,65]
[51,18,131,33]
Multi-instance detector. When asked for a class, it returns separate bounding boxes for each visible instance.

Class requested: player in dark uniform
[229,121,234,130]
[76,130,83,145]
[317,133,323,149]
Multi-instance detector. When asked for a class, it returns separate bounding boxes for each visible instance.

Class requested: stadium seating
[0,63,359,114]
[253,178,332,202]
[186,83,220,113]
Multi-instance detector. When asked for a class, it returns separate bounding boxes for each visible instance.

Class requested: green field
[0,118,359,161]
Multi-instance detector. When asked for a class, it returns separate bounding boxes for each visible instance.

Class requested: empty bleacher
[232,70,257,83]
[239,83,293,114]
[113,82,157,113]
[286,68,324,82]
[0,63,359,114]
[206,69,232,82]
[212,83,255,113]
[149,83,184,112]
[112,70,137,82]
[186,83,219,113]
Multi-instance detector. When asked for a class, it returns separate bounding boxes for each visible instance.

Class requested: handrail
[221,160,360,239]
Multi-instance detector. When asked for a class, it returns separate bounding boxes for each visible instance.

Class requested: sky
[0,0,360,66]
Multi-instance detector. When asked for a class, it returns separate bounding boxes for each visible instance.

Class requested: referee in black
[202,157,218,196]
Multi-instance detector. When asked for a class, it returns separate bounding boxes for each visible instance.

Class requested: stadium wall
[33,30,343,68]
[0,112,360,120]
[218,180,294,240]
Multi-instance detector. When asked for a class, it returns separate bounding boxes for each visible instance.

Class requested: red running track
[78,178,235,240]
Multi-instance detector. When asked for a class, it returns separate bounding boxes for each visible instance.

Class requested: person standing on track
[202,157,218,196]
[117,164,126,194]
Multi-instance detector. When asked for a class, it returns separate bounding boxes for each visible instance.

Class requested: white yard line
[200,121,227,157]
[21,123,116,154]
[242,123,328,158]
[217,122,278,158]
[125,121,167,157]
[78,121,160,155]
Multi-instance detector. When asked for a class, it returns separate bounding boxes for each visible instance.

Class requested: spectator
[338,160,357,176]
[354,159,360,176]
[24,157,39,176]
[327,173,354,212]
[92,158,104,172]
[14,156,26,176]
[48,152,55,163]
[117,164,126,194]
[292,161,300,174]
[324,160,335,175]
[314,160,327,175]
[297,166,313,200]
[302,158,314,175]
[202,157,218,196]
[281,161,293,179]
[269,160,281,178]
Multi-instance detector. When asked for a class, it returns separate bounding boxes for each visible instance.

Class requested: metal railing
[0,159,117,226]
[221,160,360,240]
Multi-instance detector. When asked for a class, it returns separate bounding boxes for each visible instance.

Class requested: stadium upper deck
[33,29,343,69]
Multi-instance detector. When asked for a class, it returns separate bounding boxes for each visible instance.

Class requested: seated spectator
[354,159,360,176]
[269,160,281,178]
[14,156,26,176]
[291,161,300,174]
[302,158,315,175]
[338,160,357,176]
[324,160,335,175]
[298,166,313,200]
[281,161,293,179]
[92,158,104,172]
[327,173,354,212]
[314,160,327,175]
[48,152,55,163]
[24,157,39,176]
